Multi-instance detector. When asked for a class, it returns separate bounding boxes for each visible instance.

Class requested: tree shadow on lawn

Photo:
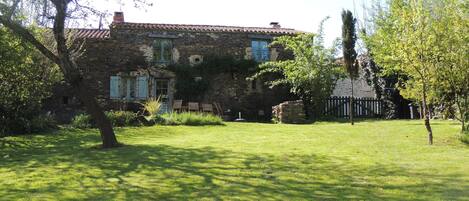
[1,131,468,200]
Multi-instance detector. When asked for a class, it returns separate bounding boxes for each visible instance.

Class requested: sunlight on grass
[1,120,468,200]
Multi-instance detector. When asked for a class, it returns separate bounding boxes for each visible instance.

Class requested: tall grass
[71,111,141,128]
[160,112,224,126]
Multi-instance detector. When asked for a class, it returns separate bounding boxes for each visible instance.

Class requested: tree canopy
[364,0,469,142]
[252,19,341,118]
[0,27,61,134]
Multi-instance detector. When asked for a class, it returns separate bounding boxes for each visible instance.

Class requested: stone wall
[272,100,306,124]
[332,68,376,98]
[203,73,295,121]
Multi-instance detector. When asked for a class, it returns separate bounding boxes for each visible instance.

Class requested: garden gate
[323,96,384,118]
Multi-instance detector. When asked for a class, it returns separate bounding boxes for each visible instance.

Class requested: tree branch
[0,0,21,19]
[0,15,60,65]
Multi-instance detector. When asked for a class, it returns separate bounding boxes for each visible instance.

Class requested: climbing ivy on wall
[167,56,258,101]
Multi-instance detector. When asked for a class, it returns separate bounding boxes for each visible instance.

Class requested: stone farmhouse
[47,12,300,121]
[46,12,377,122]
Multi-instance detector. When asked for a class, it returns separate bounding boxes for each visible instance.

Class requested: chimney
[113,12,124,23]
[270,22,281,28]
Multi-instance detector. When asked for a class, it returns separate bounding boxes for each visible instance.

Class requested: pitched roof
[111,22,300,35]
[72,29,110,39]
[71,23,301,39]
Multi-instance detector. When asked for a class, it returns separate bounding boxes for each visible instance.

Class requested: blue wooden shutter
[136,76,148,99]
[251,40,260,61]
[110,76,120,99]
[260,41,269,61]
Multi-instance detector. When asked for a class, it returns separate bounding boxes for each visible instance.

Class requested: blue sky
[92,0,377,47]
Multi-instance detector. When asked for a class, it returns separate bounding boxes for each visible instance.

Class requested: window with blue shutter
[136,76,148,99]
[110,76,120,99]
[126,77,136,100]
[251,40,270,62]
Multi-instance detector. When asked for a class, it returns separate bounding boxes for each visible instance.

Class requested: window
[153,39,173,64]
[152,79,170,113]
[110,75,148,100]
[62,96,69,105]
[251,40,270,62]
[155,79,169,99]
[251,79,257,90]
[249,78,262,93]
[120,77,137,100]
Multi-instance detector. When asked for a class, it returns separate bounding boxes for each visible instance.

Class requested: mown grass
[0,120,468,200]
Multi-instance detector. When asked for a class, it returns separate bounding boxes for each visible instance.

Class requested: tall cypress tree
[341,10,358,125]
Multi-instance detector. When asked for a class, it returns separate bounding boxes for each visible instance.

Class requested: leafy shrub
[0,27,61,135]
[29,114,57,133]
[71,113,93,128]
[159,112,224,126]
[105,111,140,127]
[71,111,141,128]
[461,133,469,145]
[0,113,57,135]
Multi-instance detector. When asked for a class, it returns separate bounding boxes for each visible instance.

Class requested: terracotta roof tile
[111,22,300,35]
[72,29,110,39]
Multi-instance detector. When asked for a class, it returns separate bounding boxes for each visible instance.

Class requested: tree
[430,0,469,133]
[364,0,436,144]
[0,0,151,148]
[0,26,61,134]
[363,0,468,144]
[251,19,341,118]
[341,10,359,125]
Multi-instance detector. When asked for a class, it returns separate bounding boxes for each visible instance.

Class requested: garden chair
[172,100,183,112]
[188,102,199,112]
[201,103,214,113]
[213,102,223,116]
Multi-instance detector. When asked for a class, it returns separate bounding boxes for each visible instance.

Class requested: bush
[29,114,57,133]
[461,133,469,145]
[159,112,224,126]
[105,111,140,127]
[0,113,57,135]
[71,113,93,128]
[0,27,61,135]
[71,111,141,128]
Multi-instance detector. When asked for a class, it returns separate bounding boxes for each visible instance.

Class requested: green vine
[167,55,257,101]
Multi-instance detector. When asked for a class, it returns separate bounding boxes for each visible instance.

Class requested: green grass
[1,120,468,200]
[159,112,224,126]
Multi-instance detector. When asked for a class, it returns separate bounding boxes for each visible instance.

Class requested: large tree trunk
[422,85,433,145]
[75,79,119,148]
[463,120,466,132]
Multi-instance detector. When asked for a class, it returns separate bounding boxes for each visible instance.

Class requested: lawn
[1,120,468,200]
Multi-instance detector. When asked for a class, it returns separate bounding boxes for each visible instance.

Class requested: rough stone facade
[272,100,306,124]
[46,13,300,122]
[332,68,376,98]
